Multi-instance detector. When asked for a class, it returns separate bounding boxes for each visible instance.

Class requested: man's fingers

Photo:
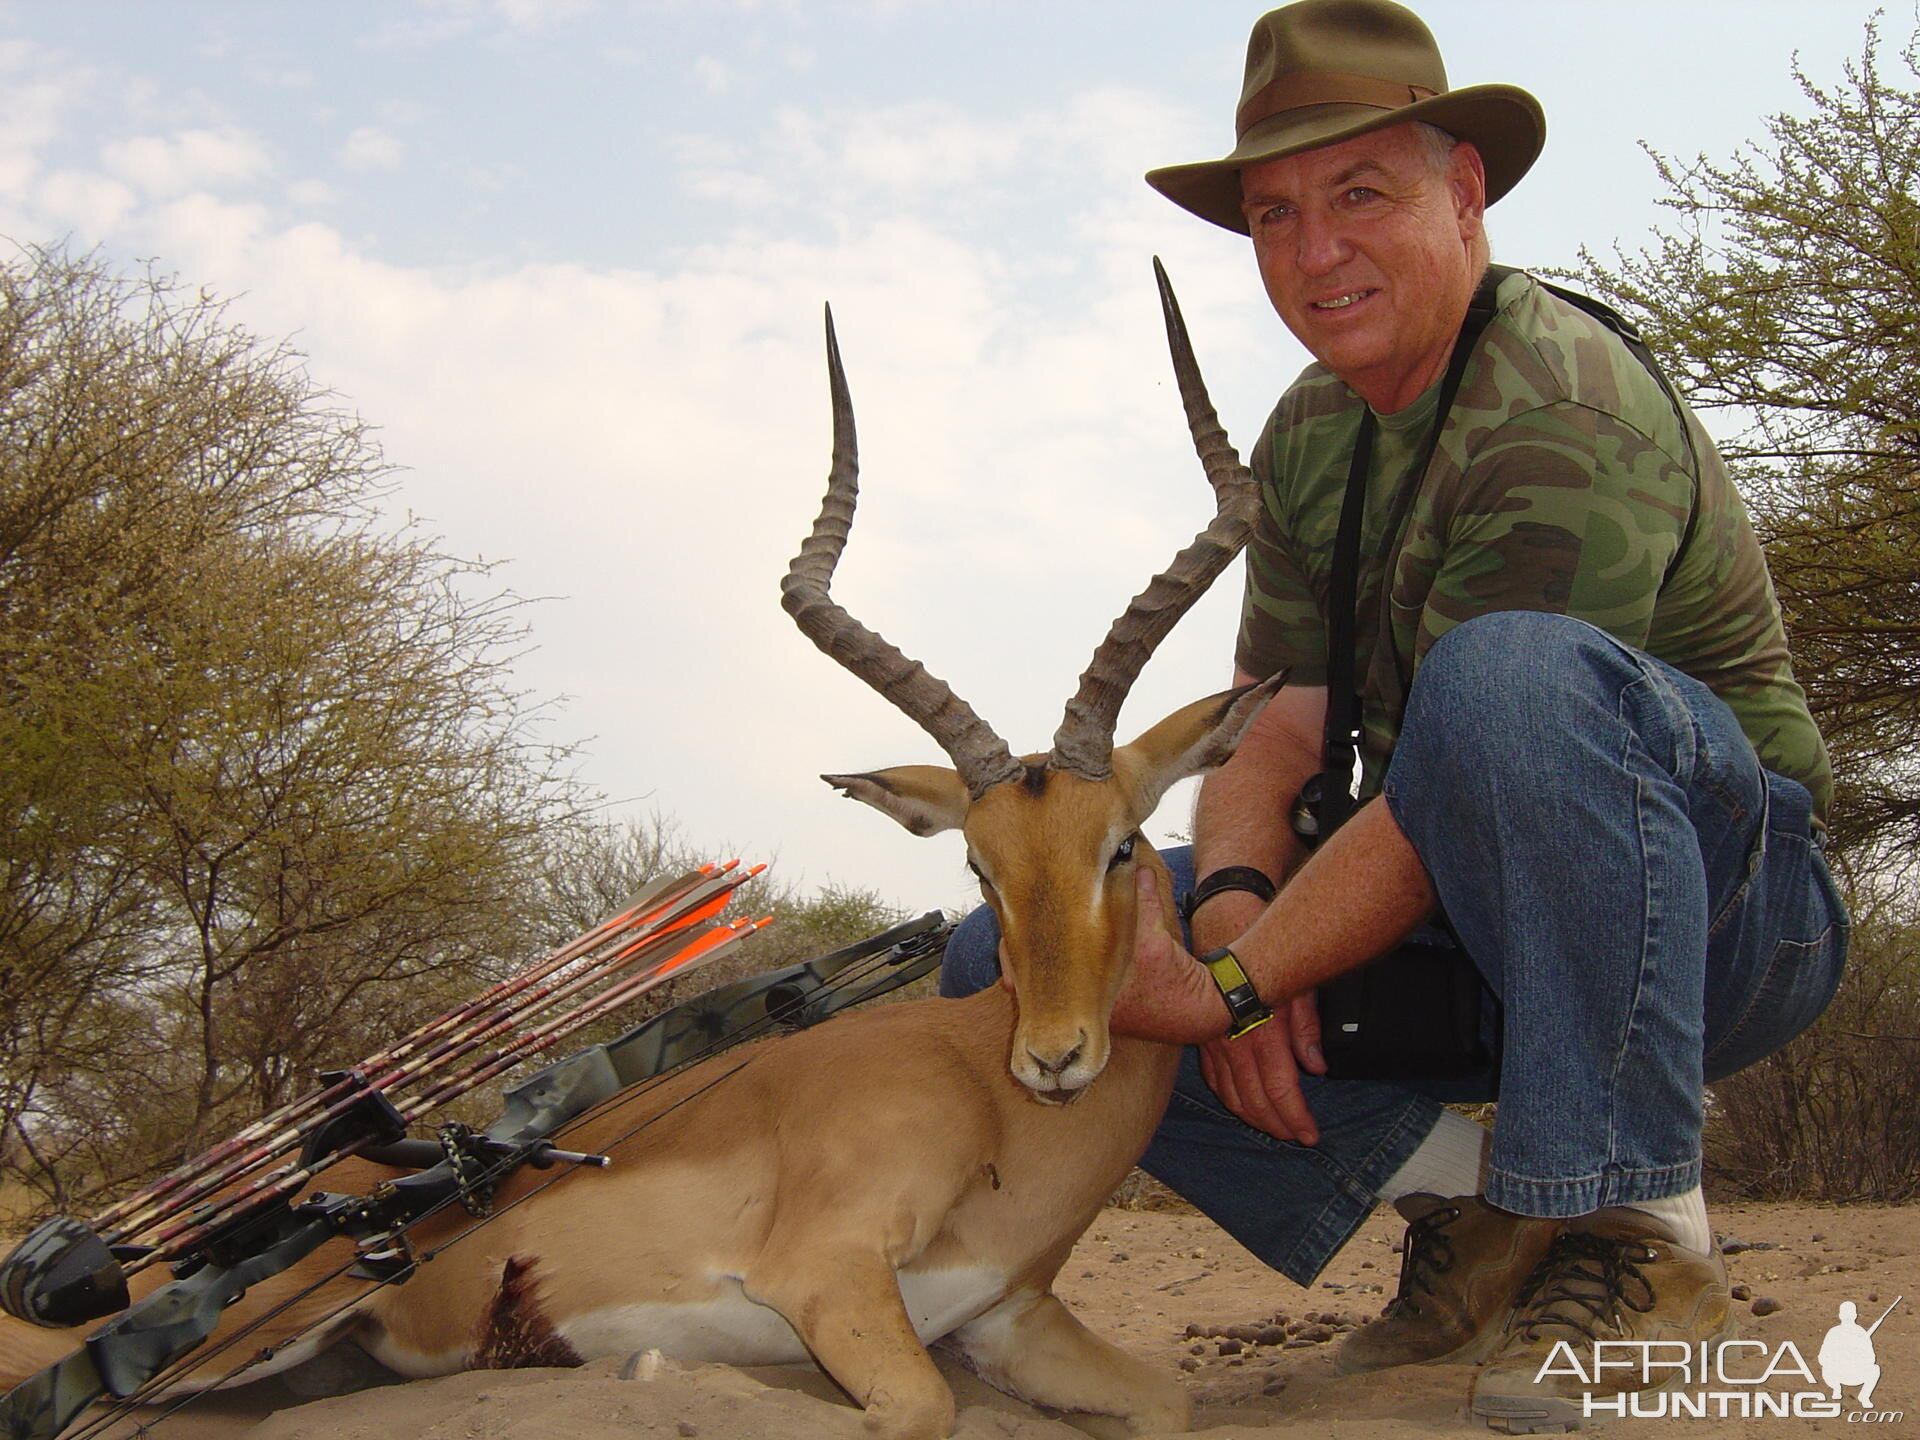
[1199,1029,1319,1145]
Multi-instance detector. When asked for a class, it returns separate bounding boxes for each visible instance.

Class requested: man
[943,0,1848,1430]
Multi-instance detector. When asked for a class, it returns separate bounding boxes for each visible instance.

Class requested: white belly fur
[559,1264,1011,1366]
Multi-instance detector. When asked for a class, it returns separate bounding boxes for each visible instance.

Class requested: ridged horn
[781,306,1024,800]
[1048,258,1260,780]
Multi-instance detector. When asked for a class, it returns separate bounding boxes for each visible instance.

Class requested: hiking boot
[1471,1208,1736,1434]
[1335,1194,1559,1374]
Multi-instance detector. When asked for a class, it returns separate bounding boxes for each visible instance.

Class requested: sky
[0,0,1886,917]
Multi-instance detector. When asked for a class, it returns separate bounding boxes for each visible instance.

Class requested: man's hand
[1113,869,1331,1144]
[1199,992,1326,1144]
[1110,867,1231,1046]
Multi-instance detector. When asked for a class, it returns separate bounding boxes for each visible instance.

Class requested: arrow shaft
[91,873,707,1237]
[127,913,768,1270]
[105,869,755,1243]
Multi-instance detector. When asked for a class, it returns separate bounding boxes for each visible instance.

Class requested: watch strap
[1197,947,1273,1040]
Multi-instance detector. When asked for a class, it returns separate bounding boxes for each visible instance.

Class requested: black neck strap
[1317,265,1505,836]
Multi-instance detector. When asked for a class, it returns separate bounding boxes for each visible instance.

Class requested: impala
[0,262,1277,1440]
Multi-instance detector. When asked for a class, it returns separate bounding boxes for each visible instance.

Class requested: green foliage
[1568,20,1920,1200]
[0,247,584,1209]
[1567,17,1920,863]
[0,247,922,1221]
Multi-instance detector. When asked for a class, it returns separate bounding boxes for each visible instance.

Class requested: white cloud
[693,56,733,95]
[363,0,594,45]
[37,169,137,234]
[492,0,596,29]
[100,127,271,197]
[286,178,338,207]
[0,57,1289,906]
[339,126,405,172]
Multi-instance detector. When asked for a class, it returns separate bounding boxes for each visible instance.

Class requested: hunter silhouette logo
[1820,1297,1899,1411]
[1532,1291,1905,1422]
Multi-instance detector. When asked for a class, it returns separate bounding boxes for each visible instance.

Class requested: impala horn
[1047,257,1260,781]
[781,307,1025,800]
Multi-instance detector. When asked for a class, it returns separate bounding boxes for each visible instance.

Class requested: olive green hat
[1146,0,1545,234]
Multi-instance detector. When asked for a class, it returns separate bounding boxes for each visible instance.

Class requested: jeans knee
[1391,613,1642,829]
[1419,612,1611,698]
[1405,613,1628,758]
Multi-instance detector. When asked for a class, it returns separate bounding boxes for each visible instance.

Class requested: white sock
[1626,1186,1713,1255]
[1378,1108,1490,1203]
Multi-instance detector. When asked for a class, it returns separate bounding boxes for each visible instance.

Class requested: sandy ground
[72,1197,1916,1440]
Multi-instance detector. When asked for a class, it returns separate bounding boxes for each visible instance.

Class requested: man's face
[1239,124,1486,411]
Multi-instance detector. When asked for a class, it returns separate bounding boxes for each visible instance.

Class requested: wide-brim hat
[1147,0,1545,234]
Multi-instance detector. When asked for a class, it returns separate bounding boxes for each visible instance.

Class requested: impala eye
[1107,834,1137,871]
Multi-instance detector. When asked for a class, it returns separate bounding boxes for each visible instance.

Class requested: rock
[1256,1325,1289,1346]
[1283,1338,1315,1349]
[1731,1284,1752,1301]
[1217,1339,1244,1356]
[1811,1233,1825,1242]
[1183,1324,1207,1340]
[1262,1377,1289,1396]
[1300,1325,1336,1344]
[1719,1237,1777,1255]
[1179,1358,1200,1373]
[677,1424,699,1439]
[1224,1324,1262,1343]
[1111,1252,1130,1263]
[1751,1297,1783,1317]
[1189,1343,1206,1356]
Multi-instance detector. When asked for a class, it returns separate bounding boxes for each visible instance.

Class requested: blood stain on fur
[473,1255,584,1369]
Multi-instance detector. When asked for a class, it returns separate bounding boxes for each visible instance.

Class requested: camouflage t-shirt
[1236,267,1833,823]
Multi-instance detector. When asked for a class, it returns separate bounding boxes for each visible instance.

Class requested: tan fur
[0,687,1277,1440]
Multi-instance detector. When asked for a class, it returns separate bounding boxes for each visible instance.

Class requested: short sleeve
[1237,422,1329,683]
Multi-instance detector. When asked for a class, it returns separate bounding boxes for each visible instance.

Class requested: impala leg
[949,1289,1189,1437]
[746,1252,955,1440]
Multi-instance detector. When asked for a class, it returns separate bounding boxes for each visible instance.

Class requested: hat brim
[1146,83,1545,234]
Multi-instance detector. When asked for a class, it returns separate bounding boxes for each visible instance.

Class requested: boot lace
[1382,1203,1463,1319]
[1510,1230,1659,1343]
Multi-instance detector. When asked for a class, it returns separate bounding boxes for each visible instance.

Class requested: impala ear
[820,766,971,836]
[1116,672,1289,816]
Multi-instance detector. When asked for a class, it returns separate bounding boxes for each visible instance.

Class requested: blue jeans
[941,612,1848,1284]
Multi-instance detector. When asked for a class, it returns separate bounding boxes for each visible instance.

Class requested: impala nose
[1026,1035,1085,1078]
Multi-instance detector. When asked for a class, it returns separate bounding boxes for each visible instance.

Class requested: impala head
[782,260,1282,1101]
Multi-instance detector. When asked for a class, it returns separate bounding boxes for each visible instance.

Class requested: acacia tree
[1570,18,1920,863]
[0,248,916,1216]
[0,247,583,1208]
[1570,21,1920,1200]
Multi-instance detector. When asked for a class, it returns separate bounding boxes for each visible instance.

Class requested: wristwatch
[1196,947,1273,1040]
